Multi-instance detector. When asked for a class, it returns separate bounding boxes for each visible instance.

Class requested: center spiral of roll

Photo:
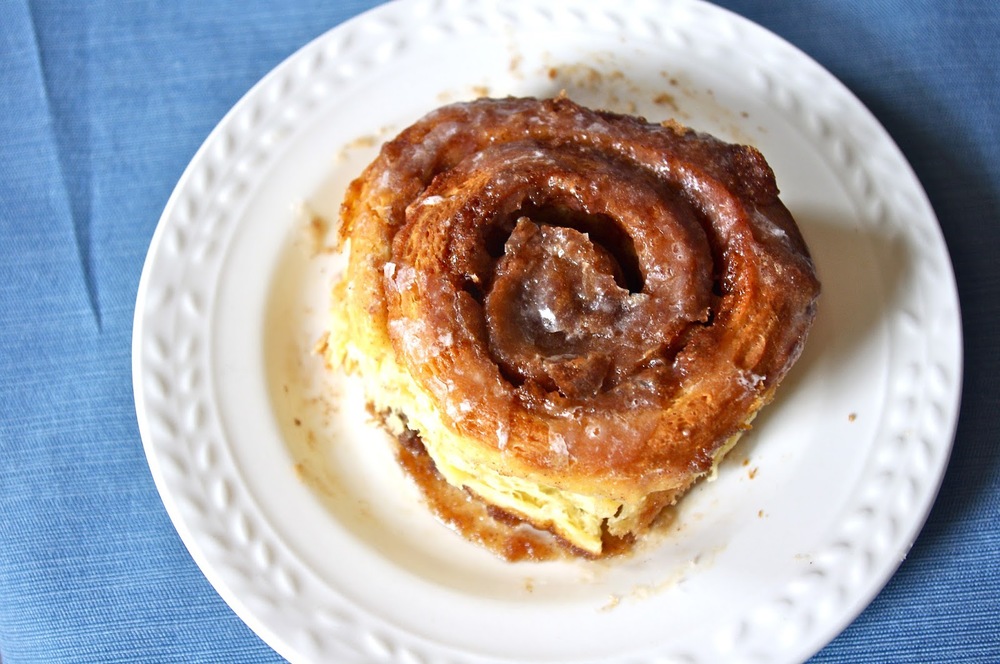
[402,141,716,401]
[392,141,717,410]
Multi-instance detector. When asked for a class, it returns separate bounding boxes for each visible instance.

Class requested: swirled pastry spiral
[325,97,820,557]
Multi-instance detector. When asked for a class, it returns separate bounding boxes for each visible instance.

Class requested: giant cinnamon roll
[325,96,820,558]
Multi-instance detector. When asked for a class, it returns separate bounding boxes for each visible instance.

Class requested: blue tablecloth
[1,1,997,661]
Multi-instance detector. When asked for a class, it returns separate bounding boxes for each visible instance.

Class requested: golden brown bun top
[339,96,820,502]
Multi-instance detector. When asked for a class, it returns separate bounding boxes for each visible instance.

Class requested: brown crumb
[309,212,327,242]
[652,92,679,112]
[582,67,602,87]
[548,66,559,79]
[659,118,689,136]
[748,467,758,479]
[742,457,750,467]
[758,509,765,518]
[346,134,378,150]
[313,333,330,361]
[304,209,339,256]
[293,418,302,427]
[659,71,679,87]
[848,412,857,422]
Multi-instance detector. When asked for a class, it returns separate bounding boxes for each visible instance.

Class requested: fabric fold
[25,1,99,327]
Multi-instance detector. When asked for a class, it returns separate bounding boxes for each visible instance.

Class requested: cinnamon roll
[324,97,820,558]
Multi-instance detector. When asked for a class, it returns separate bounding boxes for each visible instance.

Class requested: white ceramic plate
[132,1,963,662]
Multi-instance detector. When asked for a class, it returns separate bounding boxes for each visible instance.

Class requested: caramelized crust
[330,96,820,553]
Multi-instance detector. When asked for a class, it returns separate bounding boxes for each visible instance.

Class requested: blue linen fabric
[0,1,996,662]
